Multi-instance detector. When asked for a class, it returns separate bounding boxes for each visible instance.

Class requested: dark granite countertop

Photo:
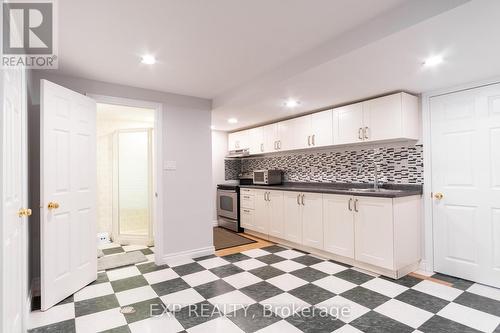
[239,182,422,198]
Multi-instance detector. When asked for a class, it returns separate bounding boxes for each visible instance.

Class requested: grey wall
[28,71,213,287]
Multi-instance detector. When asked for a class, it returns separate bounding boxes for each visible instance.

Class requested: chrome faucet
[373,162,379,191]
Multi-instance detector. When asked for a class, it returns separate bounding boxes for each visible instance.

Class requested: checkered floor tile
[28,244,500,333]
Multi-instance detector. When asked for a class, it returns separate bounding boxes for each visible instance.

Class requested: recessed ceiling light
[141,55,156,65]
[227,118,238,124]
[423,55,443,67]
[284,99,300,108]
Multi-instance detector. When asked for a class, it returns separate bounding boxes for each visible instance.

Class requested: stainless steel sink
[349,188,405,193]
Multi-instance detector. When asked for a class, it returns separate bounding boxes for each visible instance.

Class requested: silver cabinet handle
[301,194,305,205]
[274,141,277,150]
[364,127,369,140]
[268,192,271,202]
[260,143,264,152]
[243,195,250,199]
[358,128,363,140]
[264,192,267,201]
[243,209,250,213]
[348,198,353,211]
[307,135,311,146]
[312,134,315,146]
[266,192,269,201]
[296,194,300,205]
[354,198,359,212]
[278,140,281,149]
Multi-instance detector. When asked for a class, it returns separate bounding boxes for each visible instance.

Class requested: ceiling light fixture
[422,55,443,67]
[210,125,216,130]
[227,118,238,124]
[141,55,156,65]
[284,99,300,108]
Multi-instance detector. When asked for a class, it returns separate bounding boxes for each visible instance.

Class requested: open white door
[1,67,28,332]
[40,80,97,310]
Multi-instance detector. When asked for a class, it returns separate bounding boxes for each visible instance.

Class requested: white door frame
[0,67,28,332]
[88,94,164,261]
[421,75,500,273]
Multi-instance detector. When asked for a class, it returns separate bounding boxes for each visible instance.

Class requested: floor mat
[97,250,147,271]
[213,226,256,250]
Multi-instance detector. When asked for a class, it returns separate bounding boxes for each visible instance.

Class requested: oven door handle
[218,189,237,194]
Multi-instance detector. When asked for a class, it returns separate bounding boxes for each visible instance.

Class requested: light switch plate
[164,160,177,170]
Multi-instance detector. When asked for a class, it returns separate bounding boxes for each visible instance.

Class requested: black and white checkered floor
[29,243,500,333]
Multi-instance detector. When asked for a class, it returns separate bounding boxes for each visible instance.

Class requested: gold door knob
[18,208,32,217]
[47,202,60,210]
[434,192,444,200]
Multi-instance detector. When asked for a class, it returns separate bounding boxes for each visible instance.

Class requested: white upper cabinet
[289,115,311,150]
[337,102,365,144]
[263,123,278,153]
[336,93,419,145]
[311,110,334,148]
[248,127,264,154]
[228,130,249,150]
[228,92,419,154]
[362,93,419,142]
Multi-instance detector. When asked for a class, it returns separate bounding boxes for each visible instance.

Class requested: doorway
[96,103,155,246]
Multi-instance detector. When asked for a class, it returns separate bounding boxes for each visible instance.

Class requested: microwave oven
[253,170,282,185]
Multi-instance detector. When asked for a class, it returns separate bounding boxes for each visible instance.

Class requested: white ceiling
[57,0,500,132]
[57,0,406,97]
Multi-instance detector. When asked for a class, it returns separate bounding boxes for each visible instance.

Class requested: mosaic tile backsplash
[225,144,423,184]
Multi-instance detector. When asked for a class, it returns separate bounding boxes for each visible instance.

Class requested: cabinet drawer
[241,193,254,209]
[241,188,253,194]
[241,208,254,229]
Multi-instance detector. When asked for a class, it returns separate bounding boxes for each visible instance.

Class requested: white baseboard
[158,246,215,265]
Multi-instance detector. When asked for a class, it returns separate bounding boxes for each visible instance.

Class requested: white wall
[211,130,228,222]
[28,71,213,275]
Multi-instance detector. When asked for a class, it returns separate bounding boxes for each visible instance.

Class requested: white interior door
[41,80,97,310]
[431,83,500,288]
[1,67,28,332]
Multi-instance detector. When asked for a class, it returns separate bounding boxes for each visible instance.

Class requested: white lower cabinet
[283,192,302,244]
[283,191,323,249]
[323,194,355,259]
[354,196,394,270]
[249,189,283,236]
[241,188,421,277]
[301,193,323,249]
[268,191,284,238]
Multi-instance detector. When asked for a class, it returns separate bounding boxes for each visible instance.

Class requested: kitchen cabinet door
[336,102,364,144]
[301,192,324,250]
[248,127,264,155]
[323,194,355,258]
[311,110,333,147]
[254,190,269,234]
[268,191,284,238]
[263,124,278,153]
[290,115,311,150]
[277,119,293,151]
[240,208,255,230]
[283,191,302,244]
[362,93,402,142]
[228,130,249,150]
[354,196,394,270]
